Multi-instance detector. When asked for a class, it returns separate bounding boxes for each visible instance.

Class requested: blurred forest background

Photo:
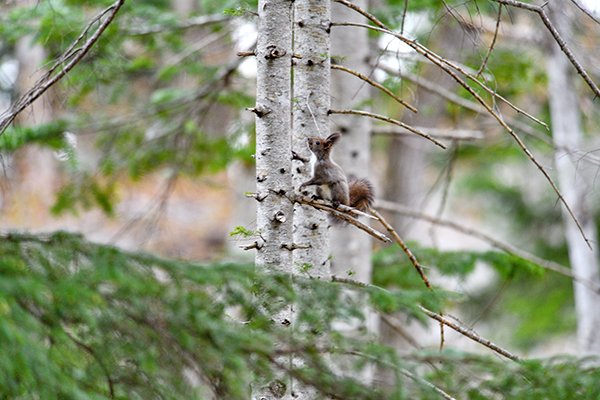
[2,0,600,398]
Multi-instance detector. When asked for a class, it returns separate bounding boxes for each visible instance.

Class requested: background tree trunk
[547,5,600,356]
[329,0,376,384]
[11,34,58,219]
[330,0,373,292]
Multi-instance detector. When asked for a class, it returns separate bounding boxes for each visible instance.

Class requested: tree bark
[330,0,373,292]
[252,1,300,398]
[292,0,331,280]
[329,0,376,384]
[547,5,600,355]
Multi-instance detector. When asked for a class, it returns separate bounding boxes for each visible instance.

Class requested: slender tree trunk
[254,0,293,274]
[11,35,58,216]
[330,0,373,293]
[547,6,600,355]
[292,0,331,280]
[329,0,376,384]
[252,0,296,398]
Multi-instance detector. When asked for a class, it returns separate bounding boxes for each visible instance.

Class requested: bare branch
[333,277,521,363]
[329,109,447,149]
[333,0,549,130]
[569,0,600,24]
[477,4,502,77]
[376,199,600,293]
[370,208,432,289]
[294,195,391,243]
[237,50,256,57]
[418,306,522,362]
[375,63,552,145]
[331,64,418,113]
[0,0,126,135]
[492,0,600,99]
[332,15,591,248]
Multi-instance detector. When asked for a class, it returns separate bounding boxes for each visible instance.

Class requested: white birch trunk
[254,0,293,274]
[252,0,298,398]
[292,0,331,279]
[547,6,600,355]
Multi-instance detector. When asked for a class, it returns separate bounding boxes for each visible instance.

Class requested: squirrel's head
[306,132,341,154]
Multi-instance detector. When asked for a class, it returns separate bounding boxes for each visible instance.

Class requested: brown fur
[300,133,374,224]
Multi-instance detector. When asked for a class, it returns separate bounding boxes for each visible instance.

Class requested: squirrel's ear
[327,132,341,144]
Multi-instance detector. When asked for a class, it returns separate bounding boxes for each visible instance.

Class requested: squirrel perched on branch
[299,132,374,222]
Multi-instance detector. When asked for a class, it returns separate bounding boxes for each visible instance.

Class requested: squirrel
[299,132,374,221]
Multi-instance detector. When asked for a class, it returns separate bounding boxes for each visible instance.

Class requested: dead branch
[369,208,432,289]
[375,63,552,145]
[477,4,502,76]
[332,15,591,248]
[376,199,600,293]
[0,0,126,135]
[333,0,549,131]
[569,0,600,24]
[331,64,418,113]
[294,195,391,243]
[329,109,446,149]
[418,306,521,362]
[333,277,521,363]
[492,0,600,99]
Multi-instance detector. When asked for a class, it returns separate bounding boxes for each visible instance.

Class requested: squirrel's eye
[315,141,321,145]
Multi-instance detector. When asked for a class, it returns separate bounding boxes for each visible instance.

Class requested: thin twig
[294,195,391,243]
[369,208,432,289]
[569,0,600,24]
[375,199,600,293]
[329,109,446,149]
[400,0,409,34]
[333,1,549,130]
[0,0,126,135]
[375,63,552,146]
[418,306,521,362]
[332,16,591,248]
[380,314,422,349]
[64,329,116,399]
[492,0,600,99]
[333,277,521,363]
[477,4,502,77]
[331,64,417,113]
[429,144,458,247]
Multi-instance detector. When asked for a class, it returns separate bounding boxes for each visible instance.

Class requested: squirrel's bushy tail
[349,177,374,211]
[330,177,374,225]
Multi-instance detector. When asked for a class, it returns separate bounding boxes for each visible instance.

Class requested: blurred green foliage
[0,0,255,214]
[0,231,598,399]
[1,0,599,397]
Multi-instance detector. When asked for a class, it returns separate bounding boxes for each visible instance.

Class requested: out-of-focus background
[2,0,600,397]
